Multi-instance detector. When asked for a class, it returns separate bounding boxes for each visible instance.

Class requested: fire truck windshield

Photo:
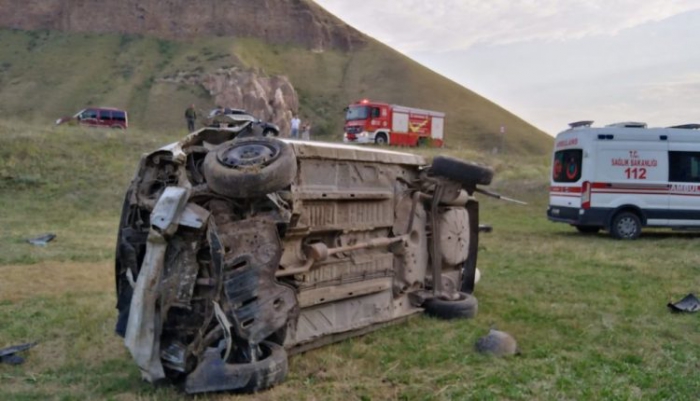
[346,106,369,121]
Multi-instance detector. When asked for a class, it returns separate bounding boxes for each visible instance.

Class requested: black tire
[375,132,388,145]
[423,292,478,320]
[575,225,600,234]
[203,137,297,198]
[610,211,642,240]
[184,341,288,394]
[431,156,494,186]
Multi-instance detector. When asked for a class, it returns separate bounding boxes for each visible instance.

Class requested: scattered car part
[475,329,519,356]
[114,127,495,393]
[26,233,56,246]
[667,293,700,313]
[478,224,493,233]
[0,342,37,365]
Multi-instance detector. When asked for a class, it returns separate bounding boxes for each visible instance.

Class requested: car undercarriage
[115,124,493,394]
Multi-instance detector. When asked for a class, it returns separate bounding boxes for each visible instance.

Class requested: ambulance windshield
[346,106,369,121]
[553,149,583,183]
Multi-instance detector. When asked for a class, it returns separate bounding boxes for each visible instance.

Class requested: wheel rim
[218,142,279,168]
[616,216,638,238]
[376,135,386,144]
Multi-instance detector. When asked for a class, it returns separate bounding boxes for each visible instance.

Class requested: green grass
[2,122,700,400]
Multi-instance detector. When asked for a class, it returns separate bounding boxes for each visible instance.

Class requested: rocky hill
[0,0,364,50]
[0,0,552,155]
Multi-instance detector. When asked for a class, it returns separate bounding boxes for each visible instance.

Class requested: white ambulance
[547,121,700,239]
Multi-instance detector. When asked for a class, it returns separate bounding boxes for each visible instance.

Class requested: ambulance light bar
[668,123,700,130]
[605,122,647,128]
[568,120,594,129]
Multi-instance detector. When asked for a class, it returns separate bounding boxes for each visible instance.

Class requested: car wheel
[375,133,388,145]
[203,137,297,198]
[184,341,288,394]
[423,292,478,320]
[431,156,494,186]
[575,225,600,234]
[610,211,642,240]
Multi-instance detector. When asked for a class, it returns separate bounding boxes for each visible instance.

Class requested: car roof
[86,107,127,112]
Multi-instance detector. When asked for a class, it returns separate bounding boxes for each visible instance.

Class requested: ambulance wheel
[431,156,494,186]
[610,212,642,240]
[375,133,388,145]
[575,225,600,234]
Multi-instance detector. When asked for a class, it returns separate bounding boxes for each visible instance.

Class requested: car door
[98,109,112,127]
[80,108,99,127]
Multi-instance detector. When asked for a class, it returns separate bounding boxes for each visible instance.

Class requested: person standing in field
[301,122,311,140]
[290,113,301,138]
[185,104,197,132]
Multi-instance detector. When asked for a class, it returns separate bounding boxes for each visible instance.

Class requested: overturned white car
[114,123,493,393]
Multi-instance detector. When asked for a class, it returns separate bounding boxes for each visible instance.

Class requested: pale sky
[315,0,700,136]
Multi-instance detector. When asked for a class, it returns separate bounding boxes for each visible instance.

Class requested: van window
[113,111,126,122]
[669,151,700,182]
[371,107,381,118]
[553,149,583,183]
[99,110,112,120]
[82,109,97,119]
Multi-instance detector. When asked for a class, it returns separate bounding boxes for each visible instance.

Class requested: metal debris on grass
[26,233,56,246]
[0,342,38,365]
[667,293,700,313]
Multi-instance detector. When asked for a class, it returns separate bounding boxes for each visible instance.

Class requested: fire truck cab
[343,99,445,147]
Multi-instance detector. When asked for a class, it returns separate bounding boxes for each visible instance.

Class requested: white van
[547,121,700,239]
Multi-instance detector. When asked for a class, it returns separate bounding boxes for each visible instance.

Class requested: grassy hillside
[2,122,700,400]
[0,29,552,156]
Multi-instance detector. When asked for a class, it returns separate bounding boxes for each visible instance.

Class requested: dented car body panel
[115,126,490,393]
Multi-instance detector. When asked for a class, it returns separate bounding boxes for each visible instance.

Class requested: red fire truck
[343,99,445,147]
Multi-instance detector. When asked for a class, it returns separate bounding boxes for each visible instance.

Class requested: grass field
[2,122,700,400]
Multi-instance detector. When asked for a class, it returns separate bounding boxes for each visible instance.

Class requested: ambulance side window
[553,149,582,183]
[669,151,700,182]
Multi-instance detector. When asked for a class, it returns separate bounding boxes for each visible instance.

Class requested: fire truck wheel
[423,292,478,320]
[375,133,388,145]
[203,136,297,198]
[610,211,642,240]
[431,156,494,186]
